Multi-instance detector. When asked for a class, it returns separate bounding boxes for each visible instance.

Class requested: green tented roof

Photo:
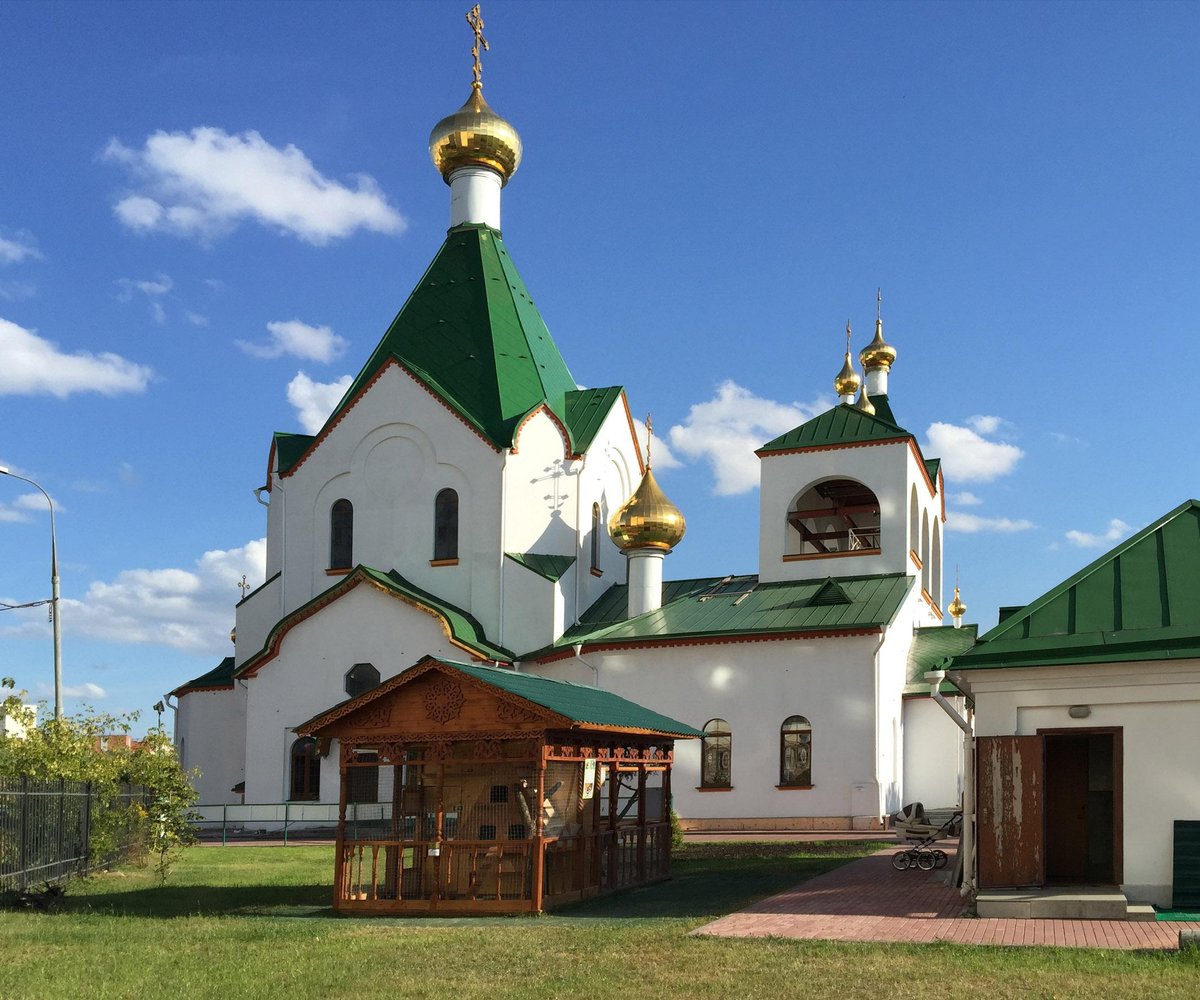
[435,660,702,736]
[757,400,910,455]
[905,625,978,691]
[952,500,1200,671]
[505,551,576,582]
[321,224,580,454]
[171,656,235,697]
[525,573,913,658]
[924,458,942,485]
[274,433,315,476]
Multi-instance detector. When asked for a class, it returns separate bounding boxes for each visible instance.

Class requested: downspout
[925,668,975,897]
[498,449,508,648]
[572,455,586,626]
[870,632,885,825]
[163,693,179,747]
[572,643,599,688]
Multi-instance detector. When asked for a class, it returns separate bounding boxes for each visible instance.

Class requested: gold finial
[853,380,875,415]
[645,413,653,468]
[860,288,897,372]
[466,5,489,90]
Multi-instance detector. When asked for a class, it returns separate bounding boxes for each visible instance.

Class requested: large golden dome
[429,86,522,185]
[859,316,897,372]
[609,468,686,553]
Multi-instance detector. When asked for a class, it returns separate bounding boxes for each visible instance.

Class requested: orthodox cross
[466,4,488,89]
[645,414,653,468]
[845,319,852,353]
[237,574,250,598]
[876,287,882,322]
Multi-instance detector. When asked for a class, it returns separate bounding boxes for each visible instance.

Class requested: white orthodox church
[171,48,968,832]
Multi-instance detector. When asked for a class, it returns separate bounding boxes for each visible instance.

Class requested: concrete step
[1126,903,1158,922]
[977,887,1129,920]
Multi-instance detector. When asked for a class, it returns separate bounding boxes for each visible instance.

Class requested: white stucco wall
[902,695,966,809]
[962,659,1200,907]
[175,684,246,804]
[241,582,471,803]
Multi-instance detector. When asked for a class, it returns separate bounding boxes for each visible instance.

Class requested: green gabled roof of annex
[905,625,977,692]
[505,551,576,582]
[952,500,1200,671]
[274,432,315,475]
[524,573,913,657]
[170,656,235,697]
[322,224,581,452]
[434,660,702,737]
[757,399,911,455]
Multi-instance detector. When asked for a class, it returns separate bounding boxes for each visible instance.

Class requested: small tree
[0,678,198,883]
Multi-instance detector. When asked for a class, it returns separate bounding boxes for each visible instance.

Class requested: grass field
[1,842,1198,999]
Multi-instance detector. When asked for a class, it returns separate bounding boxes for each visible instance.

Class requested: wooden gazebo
[297,656,700,915]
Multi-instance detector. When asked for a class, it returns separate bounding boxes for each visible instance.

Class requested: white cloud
[925,420,1024,483]
[115,274,173,300]
[946,511,1035,534]
[1065,518,1130,548]
[966,414,1009,436]
[0,317,153,397]
[19,539,269,654]
[630,417,681,470]
[0,233,42,265]
[58,682,107,700]
[104,127,406,245]
[239,319,347,362]
[951,491,983,506]
[0,280,37,301]
[11,491,63,513]
[287,372,352,434]
[185,312,209,327]
[668,380,828,495]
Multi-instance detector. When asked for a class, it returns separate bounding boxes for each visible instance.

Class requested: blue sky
[1,1,1196,730]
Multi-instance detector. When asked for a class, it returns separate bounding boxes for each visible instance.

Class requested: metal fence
[0,776,151,891]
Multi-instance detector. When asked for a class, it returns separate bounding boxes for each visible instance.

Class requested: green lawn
[1,842,1198,999]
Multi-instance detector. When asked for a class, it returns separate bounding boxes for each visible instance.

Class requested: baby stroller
[889,802,962,871]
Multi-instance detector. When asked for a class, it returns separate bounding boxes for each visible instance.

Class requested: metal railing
[0,776,150,891]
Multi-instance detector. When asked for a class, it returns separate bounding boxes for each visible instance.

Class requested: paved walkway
[694,844,1200,950]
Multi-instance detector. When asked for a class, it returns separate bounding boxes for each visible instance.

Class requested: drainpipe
[924,668,975,897]
[163,692,179,746]
[498,450,508,648]
[572,643,599,687]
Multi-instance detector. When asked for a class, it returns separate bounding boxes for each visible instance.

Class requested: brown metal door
[977,735,1045,888]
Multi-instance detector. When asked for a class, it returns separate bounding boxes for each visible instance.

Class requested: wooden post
[607,756,620,889]
[531,745,548,913]
[662,748,673,878]
[334,743,349,910]
[636,764,647,885]
[432,760,445,908]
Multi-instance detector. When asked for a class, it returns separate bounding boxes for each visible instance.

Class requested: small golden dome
[853,382,876,415]
[834,320,861,398]
[609,467,686,552]
[429,86,522,186]
[859,315,897,372]
[948,587,967,620]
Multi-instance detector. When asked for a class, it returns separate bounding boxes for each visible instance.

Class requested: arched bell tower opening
[785,478,881,558]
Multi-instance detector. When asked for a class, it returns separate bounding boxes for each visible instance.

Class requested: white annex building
[171,50,968,832]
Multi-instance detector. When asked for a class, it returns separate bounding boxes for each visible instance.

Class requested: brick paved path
[693,845,1200,950]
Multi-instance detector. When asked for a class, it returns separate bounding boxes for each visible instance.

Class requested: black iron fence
[0,776,151,891]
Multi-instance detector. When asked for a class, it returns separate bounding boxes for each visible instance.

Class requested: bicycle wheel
[916,850,936,871]
[933,849,948,870]
[891,850,911,871]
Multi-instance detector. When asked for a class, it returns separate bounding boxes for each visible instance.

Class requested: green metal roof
[236,565,513,677]
[757,400,910,455]
[952,500,1200,671]
[435,660,702,737]
[171,656,235,697]
[924,458,942,485]
[564,386,626,455]
[311,224,581,455]
[505,551,576,582]
[273,433,315,476]
[525,573,913,657]
[905,625,978,691]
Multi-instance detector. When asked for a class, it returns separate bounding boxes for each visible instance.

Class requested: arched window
[330,499,353,570]
[434,488,459,561]
[590,502,602,574]
[921,509,931,594]
[909,487,920,563]
[787,479,880,557]
[344,662,380,698]
[701,718,732,788]
[780,716,812,787]
[290,737,320,801]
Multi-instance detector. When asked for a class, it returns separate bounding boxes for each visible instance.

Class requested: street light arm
[0,467,62,719]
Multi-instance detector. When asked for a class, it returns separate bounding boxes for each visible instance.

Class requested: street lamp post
[0,466,62,719]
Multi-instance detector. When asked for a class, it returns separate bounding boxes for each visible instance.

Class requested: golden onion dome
[853,382,876,416]
[609,467,686,553]
[947,587,967,620]
[429,86,522,186]
[859,316,897,372]
[834,352,861,398]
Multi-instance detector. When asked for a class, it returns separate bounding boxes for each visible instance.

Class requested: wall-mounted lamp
[1068,705,1091,719]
